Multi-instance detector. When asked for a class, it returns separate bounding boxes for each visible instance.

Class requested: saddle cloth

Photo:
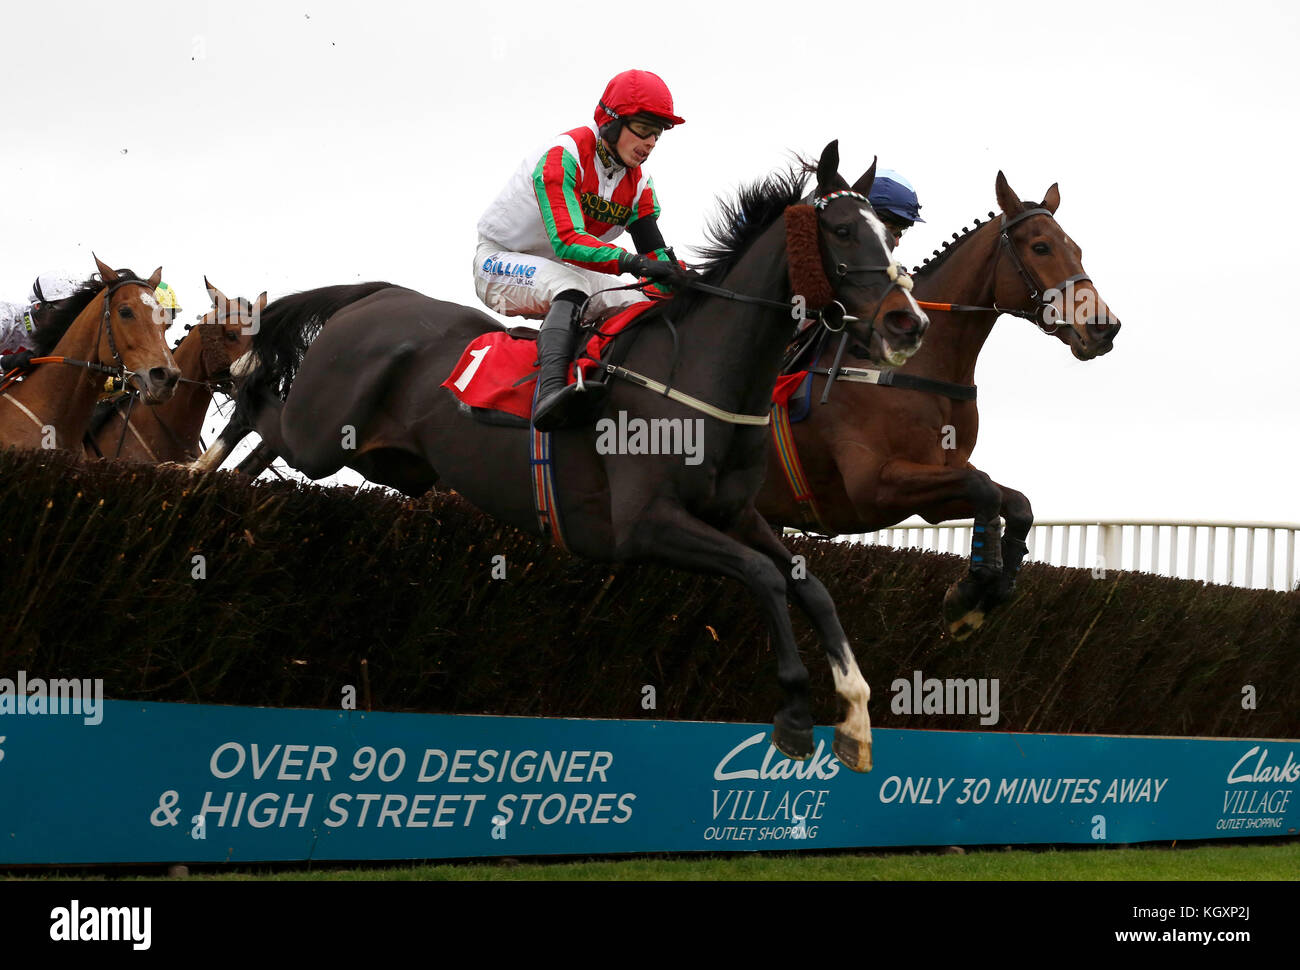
[441,302,656,419]
[443,304,816,422]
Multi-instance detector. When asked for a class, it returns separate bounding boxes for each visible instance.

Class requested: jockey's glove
[1,350,34,372]
[618,252,699,286]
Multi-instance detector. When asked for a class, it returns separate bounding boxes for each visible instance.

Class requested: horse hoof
[946,609,985,641]
[771,717,815,761]
[943,578,987,640]
[833,728,872,773]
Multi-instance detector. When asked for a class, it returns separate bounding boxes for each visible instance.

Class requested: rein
[581,192,912,425]
[914,207,1090,333]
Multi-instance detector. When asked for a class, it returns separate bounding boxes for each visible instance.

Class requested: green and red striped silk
[532,126,661,273]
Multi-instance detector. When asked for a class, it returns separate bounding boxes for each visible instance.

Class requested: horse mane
[236,282,393,412]
[31,271,143,355]
[656,167,811,319]
[910,213,1001,278]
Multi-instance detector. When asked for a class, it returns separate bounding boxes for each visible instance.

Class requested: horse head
[812,140,929,366]
[91,255,181,403]
[992,173,1121,360]
[190,277,265,383]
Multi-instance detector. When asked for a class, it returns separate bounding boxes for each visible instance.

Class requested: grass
[15,838,1298,881]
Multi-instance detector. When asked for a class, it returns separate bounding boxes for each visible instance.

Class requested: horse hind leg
[936,470,1005,641]
[978,483,1032,617]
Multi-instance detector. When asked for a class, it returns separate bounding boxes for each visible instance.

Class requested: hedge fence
[2,447,1296,738]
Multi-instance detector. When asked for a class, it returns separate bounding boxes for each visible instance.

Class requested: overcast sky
[3,0,1297,527]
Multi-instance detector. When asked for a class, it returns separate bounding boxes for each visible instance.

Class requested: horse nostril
[1087,317,1121,342]
[151,366,180,389]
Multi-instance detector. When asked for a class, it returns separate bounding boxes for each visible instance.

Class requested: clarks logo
[580,192,632,225]
[713,732,840,782]
[1227,746,1300,784]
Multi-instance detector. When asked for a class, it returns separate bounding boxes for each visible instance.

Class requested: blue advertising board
[1,699,1297,864]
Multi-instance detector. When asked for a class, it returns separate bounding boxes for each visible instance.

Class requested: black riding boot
[531,292,589,431]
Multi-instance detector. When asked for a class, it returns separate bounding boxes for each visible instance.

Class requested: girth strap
[812,364,977,401]
[603,364,771,426]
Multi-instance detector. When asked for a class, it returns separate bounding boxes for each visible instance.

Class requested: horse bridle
[995,207,1092,333]
[810,189,915,337]
[95,277,162,387]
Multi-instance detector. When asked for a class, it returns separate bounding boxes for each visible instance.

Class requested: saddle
[441,302,658,428]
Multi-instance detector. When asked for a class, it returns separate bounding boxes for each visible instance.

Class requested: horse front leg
[190,417,246,472]
[727,506,872,772]
[870,458,1005,640]
[190,388,287,474]
[617,498,816,762]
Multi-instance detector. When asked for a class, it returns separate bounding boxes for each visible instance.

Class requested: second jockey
[868,168,925,249]
[0,274,79,363]
[474,69,695,431]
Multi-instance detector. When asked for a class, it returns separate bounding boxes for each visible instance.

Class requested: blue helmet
[869,169,924,224]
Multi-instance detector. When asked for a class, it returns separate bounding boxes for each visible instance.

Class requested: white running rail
[837,519,1300,592]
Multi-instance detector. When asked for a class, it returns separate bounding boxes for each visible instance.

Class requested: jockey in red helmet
[474,69,694,431]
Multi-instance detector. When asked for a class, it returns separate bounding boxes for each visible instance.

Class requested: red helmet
[594,70,685,131]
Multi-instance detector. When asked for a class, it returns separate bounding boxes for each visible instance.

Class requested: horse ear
[995,171,1024,216]
[850,156,878,197]
[815,140,845,195]
[93,254,118,284]
[254,291,268,312]
[1042,182,1061,214]
[146,266,163,289]
[205,275,228,307]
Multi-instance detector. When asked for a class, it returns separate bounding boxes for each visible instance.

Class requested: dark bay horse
[757,172,1121,638]
[0,258,180,451]
[85,279,261,462]
[197,142,929,770]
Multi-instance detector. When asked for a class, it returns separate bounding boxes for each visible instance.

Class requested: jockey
[153,279,182,327]
[0,275,79,370]
[869,169,925,249]
[474,69,695,431]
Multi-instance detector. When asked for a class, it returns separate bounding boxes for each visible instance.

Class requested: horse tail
[236,281,393,415]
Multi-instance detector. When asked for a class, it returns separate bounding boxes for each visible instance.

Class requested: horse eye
[834,226,851,239]
[1032,242,1051,255]
[118,306,134,318]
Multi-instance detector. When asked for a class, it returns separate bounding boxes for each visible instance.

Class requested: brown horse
[757,172,1121,638]
[85,278,262,462]
[0,258,180,452]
